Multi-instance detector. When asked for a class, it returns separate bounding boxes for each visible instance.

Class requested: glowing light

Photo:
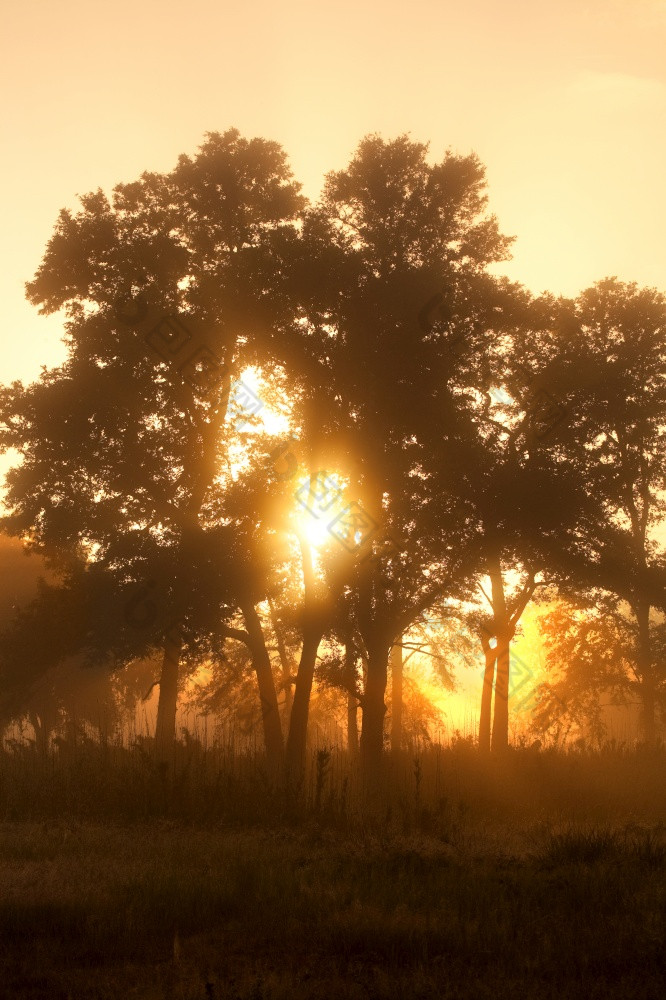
[292,470,348,550]
[298,507,337,549]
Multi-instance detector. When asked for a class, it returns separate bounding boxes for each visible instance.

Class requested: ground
[0,807,664,999]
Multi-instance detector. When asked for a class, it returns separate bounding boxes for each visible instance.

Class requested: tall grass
[1,723,664,830]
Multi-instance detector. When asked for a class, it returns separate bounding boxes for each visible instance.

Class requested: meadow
[0,738,664,999]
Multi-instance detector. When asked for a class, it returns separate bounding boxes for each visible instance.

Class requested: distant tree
[0,567,156,750]
[437,288,593,752]
[533,279,666,741]
[0,535,52,632]
[389,642,403,760]
[535,598,655,744]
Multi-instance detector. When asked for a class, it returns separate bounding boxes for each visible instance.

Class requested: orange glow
[2,0,665,395]
[1,1,663,751]
[3,3,665,493]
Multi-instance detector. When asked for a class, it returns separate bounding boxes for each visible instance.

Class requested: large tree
[0,129,305,768]
[277,134,518,783]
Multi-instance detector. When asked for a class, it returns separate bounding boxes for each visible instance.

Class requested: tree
[279,134,516,785]
[0,129,305,769]
[457,287,612,751]
[533,279,666,741]
[390,641,403,760]
[0,559,157,750]
[536,598,654,743]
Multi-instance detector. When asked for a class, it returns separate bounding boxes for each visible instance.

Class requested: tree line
[1,128,665,793]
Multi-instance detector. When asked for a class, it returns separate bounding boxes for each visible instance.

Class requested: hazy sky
[1,0,665,392]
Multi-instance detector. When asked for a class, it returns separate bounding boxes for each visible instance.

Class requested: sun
[300,510,337,549]
[291,471,350,551]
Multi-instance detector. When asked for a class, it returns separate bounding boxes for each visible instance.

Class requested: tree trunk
[491,631,510,751]
[268,596,293,734]
[390,641,403,760]
[360,642,390,789]
[636,603,656,743]
[241,602,284,773]
[347,691,359,756]
[283,675,294,730]
[344,640,359,756]
[285,628,323,787]
[489,553,510,751]
[29,709,53,759]
[478,633,496,752]
[154,628,183,767]
[639,680,656,743]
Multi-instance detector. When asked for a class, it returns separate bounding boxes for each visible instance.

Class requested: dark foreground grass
[1,742,665,998]
[0,815,664,1000]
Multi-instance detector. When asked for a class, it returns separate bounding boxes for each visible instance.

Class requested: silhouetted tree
[533,279,666,740]
[0,129,305,768]
[280,134,516,784]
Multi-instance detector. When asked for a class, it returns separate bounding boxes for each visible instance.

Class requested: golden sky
[1,0,665,385]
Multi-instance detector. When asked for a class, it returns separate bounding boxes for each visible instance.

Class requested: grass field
[0,742,664,998]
